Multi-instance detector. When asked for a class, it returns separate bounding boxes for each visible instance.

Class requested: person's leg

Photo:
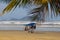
[28,26,33,33]
[25,26,27,31]
[28,25,36,33]
[31,28,34,33]
[30,26,35,33]
[31,26,36,33]
[25,26,30,31]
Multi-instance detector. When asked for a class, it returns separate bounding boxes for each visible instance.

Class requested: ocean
[0,24,60,31]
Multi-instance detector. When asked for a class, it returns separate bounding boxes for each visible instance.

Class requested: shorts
[30,26,36,29]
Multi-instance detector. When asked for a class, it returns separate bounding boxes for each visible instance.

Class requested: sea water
[0,24,60,31]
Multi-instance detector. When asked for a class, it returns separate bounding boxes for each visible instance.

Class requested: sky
[0,2,30,20]
[0,2,60,21]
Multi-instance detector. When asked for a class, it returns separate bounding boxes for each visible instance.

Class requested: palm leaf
[3,0,17,13]
[30,5,44,14]
[31,14,38,21]
[50,0,60,16]
[3,0,31,14]
[30,5,45,22]
[21,0,30,6]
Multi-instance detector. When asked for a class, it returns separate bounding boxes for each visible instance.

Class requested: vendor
[25,22,36,33]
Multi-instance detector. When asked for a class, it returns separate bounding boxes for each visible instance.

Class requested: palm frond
[30,6,45,22]
[2,0,31,14]
[50,0,60,16]
[21,0,30,6]
[34,0,48,5]
[3,0,17,13]
[30,6,44,14]
[31,14,38,21]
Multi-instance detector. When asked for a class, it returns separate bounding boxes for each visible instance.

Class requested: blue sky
[0,2,30,20]
[0,2,60,21]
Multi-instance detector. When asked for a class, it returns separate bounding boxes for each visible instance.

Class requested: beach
[0,21,59,40]
[0,30,60,40]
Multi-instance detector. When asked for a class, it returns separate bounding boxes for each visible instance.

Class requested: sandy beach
[0,21,59,40]
[0,30,60,40]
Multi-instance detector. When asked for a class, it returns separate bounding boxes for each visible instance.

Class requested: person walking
[25,22,36,33]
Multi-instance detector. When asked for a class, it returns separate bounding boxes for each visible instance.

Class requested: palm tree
[30,0,60,21]
[1,0,60,22]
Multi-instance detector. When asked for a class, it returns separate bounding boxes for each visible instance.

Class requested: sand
[0,30,60,40]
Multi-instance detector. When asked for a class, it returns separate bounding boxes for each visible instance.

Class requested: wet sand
[0,30,60,40]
